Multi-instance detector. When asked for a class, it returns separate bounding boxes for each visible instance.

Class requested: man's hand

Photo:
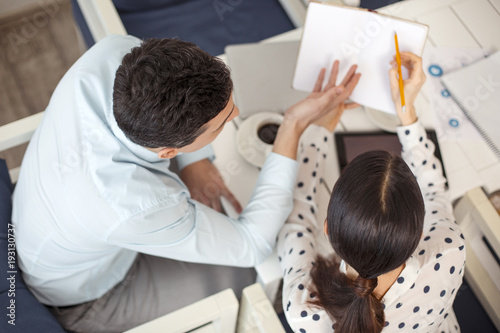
[180,158,242,214]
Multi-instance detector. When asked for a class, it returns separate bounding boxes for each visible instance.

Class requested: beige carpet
[0,0,84,170]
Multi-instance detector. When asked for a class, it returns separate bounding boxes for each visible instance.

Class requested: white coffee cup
[237,112,284,167]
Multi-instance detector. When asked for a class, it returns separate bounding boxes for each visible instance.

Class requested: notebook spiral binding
[442,81,500,160]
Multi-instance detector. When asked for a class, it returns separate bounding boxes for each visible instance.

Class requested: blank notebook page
[293,2,428,114]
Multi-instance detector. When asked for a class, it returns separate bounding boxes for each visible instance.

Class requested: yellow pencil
[394,32,406,113]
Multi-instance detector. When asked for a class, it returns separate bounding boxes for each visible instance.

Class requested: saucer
[236,112,284,168]
[364,107,401,133]
[364,103,423,133]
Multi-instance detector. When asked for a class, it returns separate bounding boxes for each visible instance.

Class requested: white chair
[238,283,285,333]
[0,0,126,181]
[454,187,500,331]
[125,289,239,333]
[125,283,285,333]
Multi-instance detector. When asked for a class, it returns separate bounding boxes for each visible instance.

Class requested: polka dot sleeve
[277,125,334,332]
[394,120,465,332]
[396,121,452,228]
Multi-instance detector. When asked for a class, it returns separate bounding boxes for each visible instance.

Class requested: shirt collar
[106,109,165,164]
[381,255,420,307]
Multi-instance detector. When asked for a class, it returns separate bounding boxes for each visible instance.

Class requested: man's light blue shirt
[12,35,298,306]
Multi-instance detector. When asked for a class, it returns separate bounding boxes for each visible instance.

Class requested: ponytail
[309,151,424,331]
[309,256,385,333]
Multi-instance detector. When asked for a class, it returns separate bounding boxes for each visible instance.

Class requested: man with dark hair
[12,35,359,332]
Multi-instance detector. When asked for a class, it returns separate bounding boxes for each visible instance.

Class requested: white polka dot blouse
[277,122,466,333]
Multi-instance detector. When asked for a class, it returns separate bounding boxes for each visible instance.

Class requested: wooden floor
[0,0,84,169]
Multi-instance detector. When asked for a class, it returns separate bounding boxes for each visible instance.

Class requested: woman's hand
[388,52,426,126]
[272,60,361,160]
[311,60,361,132]
[284,61,361,133]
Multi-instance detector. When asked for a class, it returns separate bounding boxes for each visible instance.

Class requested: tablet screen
[335,130,447,183]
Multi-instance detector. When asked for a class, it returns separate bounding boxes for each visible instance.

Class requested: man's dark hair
[113,38,233,148]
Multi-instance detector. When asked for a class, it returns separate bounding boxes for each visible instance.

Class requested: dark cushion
[72,0,294,55]
[0,160,65,332]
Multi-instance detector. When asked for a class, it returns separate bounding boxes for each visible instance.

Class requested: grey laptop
[225,41,309,119]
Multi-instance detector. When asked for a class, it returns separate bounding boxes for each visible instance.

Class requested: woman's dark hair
[113,38,233,148]
[310,150,425,333]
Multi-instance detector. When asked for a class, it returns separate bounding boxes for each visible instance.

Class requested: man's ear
[157,147,179,159]
[323,219,328,236]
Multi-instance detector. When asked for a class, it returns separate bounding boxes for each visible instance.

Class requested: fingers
[322,71,361,109]
[317,84,343,109]
[342,72,361,97]
[400,51,422,64]
[403,53,425,83]
[388,64,400,97]
[191,189,211,207]
[340,64,358,87]
[210,197,223,213]
[344,102,361,109]
[221,189,243,214]
[391,52,426,85]
[324,60,339,91]
[313,68,326,92]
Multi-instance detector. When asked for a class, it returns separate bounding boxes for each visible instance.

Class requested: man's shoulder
[89,35,142,54]
[78,35,141,70]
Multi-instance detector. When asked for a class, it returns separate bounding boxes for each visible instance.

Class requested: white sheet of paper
[293,2,429,114]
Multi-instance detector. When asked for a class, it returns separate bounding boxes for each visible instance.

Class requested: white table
[212,0,500,302]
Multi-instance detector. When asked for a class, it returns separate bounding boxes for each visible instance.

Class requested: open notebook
[441,51,500,159]
[293,1,428,114]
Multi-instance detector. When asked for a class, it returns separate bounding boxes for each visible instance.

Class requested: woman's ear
[323,219,328,236]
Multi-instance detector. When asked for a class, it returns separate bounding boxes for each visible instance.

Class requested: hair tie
[352,275,378,298]
[339,259,347,274]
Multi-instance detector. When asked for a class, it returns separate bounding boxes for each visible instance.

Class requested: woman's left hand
[284,60,361,134]
[312,60,361,132]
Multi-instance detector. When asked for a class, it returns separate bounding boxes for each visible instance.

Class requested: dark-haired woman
[277,52,465,333]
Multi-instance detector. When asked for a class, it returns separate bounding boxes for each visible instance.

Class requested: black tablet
[335,130,447,184]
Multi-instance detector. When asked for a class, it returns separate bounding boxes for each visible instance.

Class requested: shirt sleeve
[398,122,466,327]
[277,125,335,332]
[396,121,453,229]
[175,144,215,170]
[107,151,298,267]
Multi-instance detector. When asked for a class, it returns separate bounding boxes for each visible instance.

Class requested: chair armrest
[0,112,44,183]
[454,187,500,331]
[76,0,127,42]
[0,112,44,153]
[276,0,306,27]
[238,283,285,333]
[125,289,239,333]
